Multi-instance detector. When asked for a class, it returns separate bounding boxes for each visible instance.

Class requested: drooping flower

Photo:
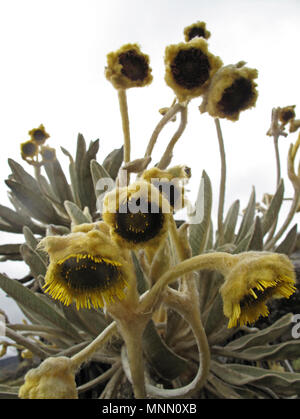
[183,21,211,41]
[38,229,132,309]
[19,356,77,399]
[199,62,258,121]
[105,43,153,90]
[20,140,38,160]
[28,124,50,145]
[164,38,222,103]
[102,180,172,250]
[220,252,296,328]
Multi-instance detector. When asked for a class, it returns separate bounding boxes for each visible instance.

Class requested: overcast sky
[0,0,299,324]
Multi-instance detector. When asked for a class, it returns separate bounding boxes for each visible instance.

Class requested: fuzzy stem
[214,118,226,246]
[157,105,188,170]
[144,102,183,159]
[139,252,236,314]
[70,321,117,370]
[273,134,281,188]
[119,322,146,398]
[118,89,131,164]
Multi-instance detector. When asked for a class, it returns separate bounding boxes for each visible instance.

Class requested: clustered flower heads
[10,20,300,400]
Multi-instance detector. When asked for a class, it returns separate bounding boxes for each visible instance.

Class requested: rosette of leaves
[1,154,300,398]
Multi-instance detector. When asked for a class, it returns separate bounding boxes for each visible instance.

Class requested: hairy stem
[118,89,131,164]
[157,105,188,170]
[144,102,183,159]
[70,321,117,370]
[214,118,226,246]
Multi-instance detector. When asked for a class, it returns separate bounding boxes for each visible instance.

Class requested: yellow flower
[199,62,258,121]
[102,180,172,250]
[105,43,153,90]
[28,124,50,145]
[20,140,38,159]
[183,21,211,41]
[38,229,132,309]
[278,105,296,125]
[220,252,296,328]
[19,356,77,399]
[40,145,56,162]
[164,38,222,103]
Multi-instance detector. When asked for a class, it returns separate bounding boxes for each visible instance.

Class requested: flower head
[220,252,296,328]
[105,43,153,90]
[19,356,77,399]
[278,105,296,125]
[28,124,50,145]
[183,21,211,41]
[39,229,132,309]
[102,180,172,250]
[40,145,56,163]
[164,38,222,103]
[199,62,258,121]
[20,140,38,160]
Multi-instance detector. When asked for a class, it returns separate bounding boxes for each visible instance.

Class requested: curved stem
[214,118,226,246]
[118,89,131,164]
[70,321,117,370]
[144,102,183,159]
[157,106,188,170]
[139,252,236,314]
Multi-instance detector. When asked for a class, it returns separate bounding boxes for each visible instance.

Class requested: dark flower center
[218,77,254,115]
[240,286,274,310]
[281,110,295,122]
[171,48,211,90]
[32,129,47,143]
[41,148,55,161]
[187,27,206,41]
[59,254,121,291]
[22,142,37,156]
[115,198,164,243]
[119,49,149,81]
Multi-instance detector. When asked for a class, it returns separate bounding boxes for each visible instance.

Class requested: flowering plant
[0,21,300,399]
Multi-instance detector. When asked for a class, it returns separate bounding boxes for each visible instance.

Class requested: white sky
[0,0,300,323]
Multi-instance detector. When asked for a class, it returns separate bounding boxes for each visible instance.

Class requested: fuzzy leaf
[0,273,81,340]
[43,158,73,204]
[248,216,263,251]
[275,224,298,255]
[90,159,112,199]
[189,170,212,256]
[142,320,189,380]
[64,200,92,225]
[235,187,256,244]
[261,179,284,236]
[223,200,240,244]
[211,361,300,397]
[5,179,63,225]
[226,313,294,351]
[102,146,124,180]
[8,158,39,192]
[20,244,47,279]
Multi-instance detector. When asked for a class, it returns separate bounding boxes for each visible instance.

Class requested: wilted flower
[28,124,50,145]
[39,229,132,309]
[105,43,153,90]
[20,140,38,160]
[164,38,222,103]
[102,180,172,250]
[19,356,77,399]
[183,21,211,41]
[220,252,296,328]
[289,119,300,133]
[278,105,296,125]
[199,62,258,121]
